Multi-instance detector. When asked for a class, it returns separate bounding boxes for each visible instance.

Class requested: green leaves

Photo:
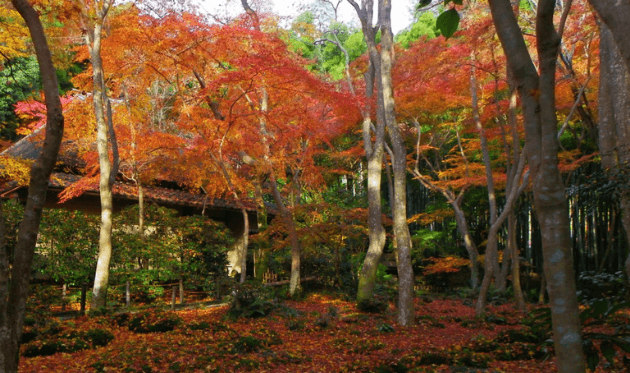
[416,0,433,9]
[436,9,460,39]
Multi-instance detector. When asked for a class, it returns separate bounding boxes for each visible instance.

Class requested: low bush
[228,282,277,318]
[357,297,388,313]
[21,327,114,357]
[85,328,116,347]
[128,309,182,333]
[577,271,626,303]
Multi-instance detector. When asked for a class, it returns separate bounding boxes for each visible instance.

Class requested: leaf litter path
[20,294,568,372]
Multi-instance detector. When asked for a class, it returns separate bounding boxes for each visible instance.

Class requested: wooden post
[171,285,177,310]
[80,283,87,316]
[215,276,220,300]
[61,283,67,311]
[125,281,130,307]
[179,278,184,304]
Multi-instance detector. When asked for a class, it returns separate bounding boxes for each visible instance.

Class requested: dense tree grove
[2,0,630,371]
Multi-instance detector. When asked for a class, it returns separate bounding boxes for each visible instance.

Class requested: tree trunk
[357,146,387,302]
[251,87,301,296]
[81,283,87,315]
[269,175,301,295]
[453,203,480,289]
[239,208,249,284]
[588,0,630,71]
[253,182,270,281]
[86,0,116,311]
[234,1,298,290]
[348,0,388,305]
[476,195,528,315]
[510,212,526,310]
[179,278,184,304]
[598,22,630,281]
[62,283,67,311]
[471,63,529,314]
[374,0,414,326]
[488,0,585,371]
[472,67,505,292]
[138,183,144,239]
[0,1,64,370]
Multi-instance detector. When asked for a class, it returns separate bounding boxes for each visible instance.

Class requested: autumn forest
[1,0,630,372]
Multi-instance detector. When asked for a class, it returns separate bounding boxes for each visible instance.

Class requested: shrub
[23,338,89,357]
[228,282,277,318]
[21,327,114,357]
[128,309,182,333]
[111,312,131,327]
[494,342,544,361]
[497,328,546,344]
[377,323,395,333]
[286,318,306,331]
[357,297,388,313]
[188,321,211,331]
[233,336,264,353]
[85,328,115,347]
[468,335,498,353]
[577,271,626,303]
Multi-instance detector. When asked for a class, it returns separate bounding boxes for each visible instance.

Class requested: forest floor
[18,293,627,372]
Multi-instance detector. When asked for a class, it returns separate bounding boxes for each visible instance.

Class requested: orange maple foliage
[423,256,471,275]
[60,7,360,203]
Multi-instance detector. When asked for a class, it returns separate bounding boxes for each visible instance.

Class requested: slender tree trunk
[239,2,299,291]
[322,1,388,303]
[471,64,504,298]
[348,0,388,305]
[474,174,529,318]
[179,278,184,304]
[62,283,67,311]
[488,0,585,370]
[0,1,64,370]
[268,174,301,295]
[253,182,270,281]
[474,71,506,292]
[471,64,529,314]
[80,283,87,315]
[506,76,525,309]
[510,212,526,310]
[247,88,301,295]
[85,0,116,311]
[239,209,249,284]
[357,146,387,302]
[450,202,480,290]
[476,187,529,316]
[375,0,414,326]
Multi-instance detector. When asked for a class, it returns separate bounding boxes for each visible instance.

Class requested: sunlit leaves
[0,154,32,185]
[14,95,75,135]
[0,5,29,60]
[423,256,470,275]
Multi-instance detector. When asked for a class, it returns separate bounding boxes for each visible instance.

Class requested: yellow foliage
[0,155,32,186]
[0,4,29,60]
